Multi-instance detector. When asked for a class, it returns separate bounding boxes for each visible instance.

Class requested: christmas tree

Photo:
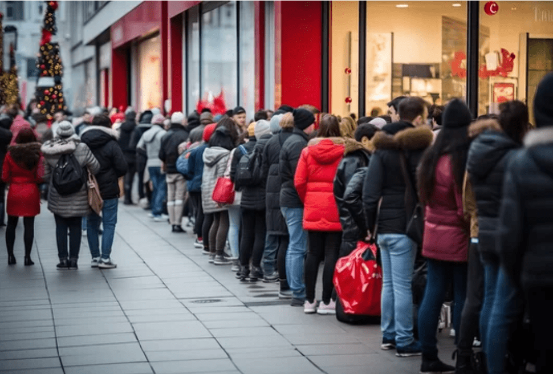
[35,1,66,120]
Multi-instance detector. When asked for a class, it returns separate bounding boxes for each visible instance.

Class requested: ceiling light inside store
[452,3,462,7]
[396,4,409,8]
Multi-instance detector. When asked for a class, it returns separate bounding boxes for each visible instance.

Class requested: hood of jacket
[120,120,136,133]
[8,142,41,170]
[524,127,553,177]
[468,118,501,139]
[373,125,433,151]
[343,137,366,155]
[306,137,345,165]
[141,125,165,143]
[41,136,80,156]
[80,126,119,149]
[202,146,230,167]
[467,130,520,179]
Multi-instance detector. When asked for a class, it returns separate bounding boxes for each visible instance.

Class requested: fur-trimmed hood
[41,136,80,156]
[8,142,42,170]
[306,137,345,165]
[524,127,553,177]
[524,127,553,148]
[373,126,433,151]
[468,118,502,139]
[80,125,119,139]
[80,125,119,150]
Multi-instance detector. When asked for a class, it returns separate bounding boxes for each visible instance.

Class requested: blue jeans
[87,198,118,260]
[418,259,467,358]
[480,261,499,351]
[282,207,307,300]
[149,167,166,217]
[263,233,279,275]
[377,234,417,348]
[227,206,241,258]
[486,268,524,374]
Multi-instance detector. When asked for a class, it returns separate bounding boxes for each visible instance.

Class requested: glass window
[264,1,275,110]
[27,57,38,78]
[479,1,553,124]
[187,6,200,114]
[366,2,467,117]
[137,35,162,112]
[6,1,24,21]
[239,1,255,120]
[201,2,238,113]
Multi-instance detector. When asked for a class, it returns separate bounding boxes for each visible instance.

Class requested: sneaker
[68,259,78,270]
[279,289,293,299]
[381,337,396,350]
[263,271,279,283]
[194,238,204,248]
[153,216,164,222]
[56,259,69,270]
[214,255,232,265]
[208,254,215,263]
[98,258,117,269]
[291,298,305,307]
[249,266,263,282]
[82,229,87,237]
[172,225,186,233]
[472,338,481,348]
[396,341,422,357]
[202,248,210,255]
[304,300,317,314]
[147,212,155,218]
[91,257,101,268]
[231,261,240,272]
[449,328,455,338]
[161,214,169,220]
[420,357,455,373]
[317,300,336,315]
[239,266,250,282]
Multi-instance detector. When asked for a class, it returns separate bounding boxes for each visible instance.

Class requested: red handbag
[212,177,235,205]
[333,241,382,316]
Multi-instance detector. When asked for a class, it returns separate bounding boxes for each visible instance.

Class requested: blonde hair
[340,116,357,138]
[280,112,294,129]
[298,104,320,114]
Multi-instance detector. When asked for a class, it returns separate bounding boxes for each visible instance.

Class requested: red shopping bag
[333,241,382,316]
[212,177,235,205]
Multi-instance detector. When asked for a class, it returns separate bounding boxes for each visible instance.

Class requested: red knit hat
[203,123,217,142]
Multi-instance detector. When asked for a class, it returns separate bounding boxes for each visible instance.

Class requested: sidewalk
[0,203,456,374]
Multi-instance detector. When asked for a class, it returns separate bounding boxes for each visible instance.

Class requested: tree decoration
[35,1,66,120]
[345,97,352,104]
[345,68,352,75]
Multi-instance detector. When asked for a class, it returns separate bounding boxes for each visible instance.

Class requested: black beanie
[442,99,472,129]
[293,109,315,130]
[534,73,553,128]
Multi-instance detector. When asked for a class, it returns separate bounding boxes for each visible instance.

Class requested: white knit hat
[171,112,185,124]
[56,121,75,138]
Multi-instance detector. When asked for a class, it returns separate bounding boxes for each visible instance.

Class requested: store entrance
[527,38,553,126]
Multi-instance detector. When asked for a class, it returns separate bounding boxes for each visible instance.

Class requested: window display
[137,35,161,112]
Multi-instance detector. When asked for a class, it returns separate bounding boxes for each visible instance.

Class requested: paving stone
[0,348,59,360]
[60,342,147,366]
[150,358,237,373]
[64,362,154,374]
[57,333,138,348]
[140,338,221,352]
[0,357,61,371]
[0,338,57,351]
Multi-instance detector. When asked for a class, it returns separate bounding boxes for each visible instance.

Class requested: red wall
[254,2,265,111]
[275,1,322,110]
[170,15,183,113]
[111,1,163,49]
[111,48,128,109]
[168,1,200,19]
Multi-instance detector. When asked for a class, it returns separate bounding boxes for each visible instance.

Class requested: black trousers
[525,286,553,374]
[0,181,5,225]
[277,234,290,289]
[209,211,229,256]
[123,161,136,203]
[202,213,214,251]
[54,214,82,260]
[305,231,342,304]
[457,241,484,352]
[6,216,34,257]
[239,209,266,268]
[189,192,204,238]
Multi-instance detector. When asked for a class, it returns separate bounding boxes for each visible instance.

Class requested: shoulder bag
[88,169,104,215]
[212,150,236,205]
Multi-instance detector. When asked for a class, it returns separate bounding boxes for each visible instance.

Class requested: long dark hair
[209,126,234,150]
[417,126,470,205]
[15,128,37,144]
[216,116,239,145]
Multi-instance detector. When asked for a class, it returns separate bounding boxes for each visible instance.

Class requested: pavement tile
[0,348,59,360]
[0,338,57,351]
[145,348,228,362]
[150,358,237,373]
[0,368,64,374]
[232,356,323,374]
[209,326,280,338]
[140,338,221,352]
[60,342,147,366]
[296,343,376,356]
[64,362,154,374]
[55,322,133,337]
[133,321,211,340]
[216,334,291,350]
[0,357,61,371]
[57,333,138,348]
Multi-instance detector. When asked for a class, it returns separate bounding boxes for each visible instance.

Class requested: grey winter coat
[201,146,230,213]
[42,137,101,218]
[137,125,166,168]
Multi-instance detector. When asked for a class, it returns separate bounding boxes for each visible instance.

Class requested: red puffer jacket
[295,137,345,231]
[422,155,469,262]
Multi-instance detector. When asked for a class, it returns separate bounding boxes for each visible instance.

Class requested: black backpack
[235,145,262,189]
[52,153,86,196]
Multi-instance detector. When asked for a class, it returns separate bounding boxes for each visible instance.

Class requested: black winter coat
[159,125,189,174]
[334,143,370,251]
[239,134,272,211]
[80,126,128,200]
[497,127,553,288]
[344,167,368,237]
[363,122,433,235]
[0,126,12,179]
[263,129,294,235]
[118,120,141,165]
[230,137,256,189]
[467,126,520,264]
[279,128,309,208]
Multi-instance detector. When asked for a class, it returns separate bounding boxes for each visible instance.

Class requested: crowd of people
[1,73,553,374]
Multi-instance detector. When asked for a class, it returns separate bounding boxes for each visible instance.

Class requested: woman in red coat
[295,114,344,315]
[2,128,43,265]
[415,99,471,373]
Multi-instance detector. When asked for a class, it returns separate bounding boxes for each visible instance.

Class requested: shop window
[187,6,200,114]
[6,1,24,21]
[365,2,467,117]
[239,1,255,120]
[137,35,162,112]
[479,1,553,124]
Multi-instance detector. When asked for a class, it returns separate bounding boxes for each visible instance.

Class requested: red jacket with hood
[295,137,345,231]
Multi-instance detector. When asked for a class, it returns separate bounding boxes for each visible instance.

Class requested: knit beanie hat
[200,112,214,126]
[369,117,387,129]
[203,123,217,143]
[442,99,472,129]
[255,120,271,139]
[270,114,284,134]
[56,121,75,138]
[247,122,256,137]
[534,73,553,128]
[292,108,315,130]
[152,113,165,125]
[171,112,185,125]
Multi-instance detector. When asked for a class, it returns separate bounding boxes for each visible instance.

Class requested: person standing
[81,115,128,269]
[363,97,432,357]
[295,115,345,314]
[279,108,315,306]
[159,112,189,232]
[118,109,141,205]
[2,128,43,265]
[42,122,100,269]
[0,115,13,228]
[136,110,153,204]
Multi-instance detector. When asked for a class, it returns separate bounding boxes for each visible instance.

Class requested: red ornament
[40,64,46,69]
[52,94,57,99]
[40,101,45,106]
[345,97,353,104]
[49,1,59,10]
[44,90,50,95]
[345,68,352,75]
[484,1,499,15]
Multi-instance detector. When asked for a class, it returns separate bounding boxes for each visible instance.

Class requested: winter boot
[453,349,474,374]
[0,203,5,227]
[421,354,455,374]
